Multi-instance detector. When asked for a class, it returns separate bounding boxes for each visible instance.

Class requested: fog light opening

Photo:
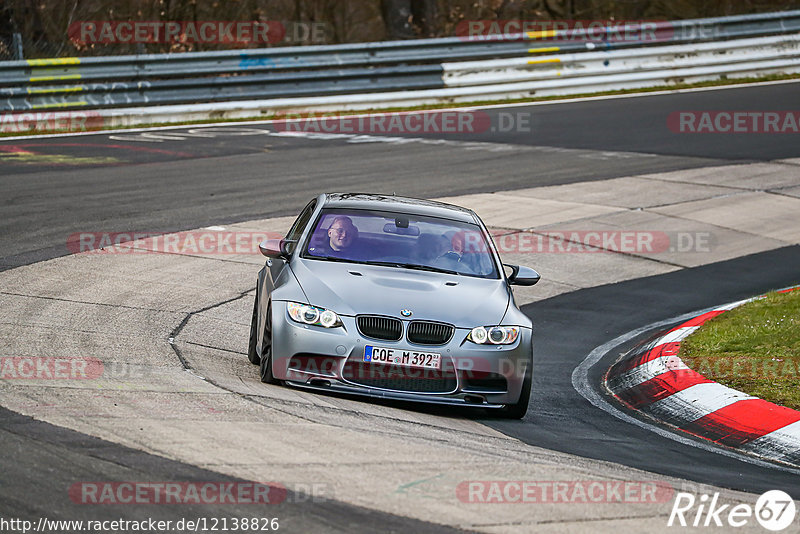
[309,378,332,388]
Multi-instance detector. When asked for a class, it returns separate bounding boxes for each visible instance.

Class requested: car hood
[291,258,510,327]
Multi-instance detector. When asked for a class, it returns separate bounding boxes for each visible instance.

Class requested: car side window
[286,200,317,243]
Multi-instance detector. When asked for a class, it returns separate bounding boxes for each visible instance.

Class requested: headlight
[287,302,343,328]
[468,326,519,345]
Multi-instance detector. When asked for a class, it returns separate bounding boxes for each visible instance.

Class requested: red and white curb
[605,288,800,467]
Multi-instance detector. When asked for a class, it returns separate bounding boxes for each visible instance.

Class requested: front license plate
[364,346,441,370]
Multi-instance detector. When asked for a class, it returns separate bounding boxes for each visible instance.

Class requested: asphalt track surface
[0,408,464,533]
[2,81,798,270]
[1,82,799,526]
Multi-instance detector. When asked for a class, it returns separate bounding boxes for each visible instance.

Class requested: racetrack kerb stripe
[616,370,712,410]
[605,287,800,466]
[682,400,800,448]
[672,310,725,328]
[609,341,680,376]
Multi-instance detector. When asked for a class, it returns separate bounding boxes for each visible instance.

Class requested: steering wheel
[376,255,408,264]
[433,251,476,274]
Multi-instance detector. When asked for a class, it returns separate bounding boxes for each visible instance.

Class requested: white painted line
[647,382,755,424]
[262,130,526,153]
[0,122,278,142]
[261,130,662,160]
[2,78,798,142]
[714,299,753,312]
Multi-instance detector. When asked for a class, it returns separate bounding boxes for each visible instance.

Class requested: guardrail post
[12,32,23,60]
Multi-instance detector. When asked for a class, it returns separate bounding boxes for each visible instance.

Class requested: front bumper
[270,301,533,408]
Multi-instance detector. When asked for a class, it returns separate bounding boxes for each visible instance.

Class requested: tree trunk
[411,0,438,38]
[381,0,415,40]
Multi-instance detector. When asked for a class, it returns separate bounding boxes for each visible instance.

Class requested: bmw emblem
[400,309,413,318]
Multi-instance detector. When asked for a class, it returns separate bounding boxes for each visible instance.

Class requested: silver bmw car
[247,193,540,418]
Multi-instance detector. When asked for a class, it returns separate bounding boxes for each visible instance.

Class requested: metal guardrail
[436,34,800,103]
[444,34,800,86]
[0,10,799,113]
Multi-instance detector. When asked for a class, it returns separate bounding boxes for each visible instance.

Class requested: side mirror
[505,265,541,286]
[259,239,296,260]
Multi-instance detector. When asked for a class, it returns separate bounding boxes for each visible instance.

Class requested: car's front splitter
[283,378,507,409]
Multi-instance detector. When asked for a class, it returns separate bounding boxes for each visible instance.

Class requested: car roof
[320,193,478,224]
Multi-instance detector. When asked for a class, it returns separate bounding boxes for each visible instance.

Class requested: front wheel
[497,359,532,419]
[247,296,261,365]
[259,300,279,384]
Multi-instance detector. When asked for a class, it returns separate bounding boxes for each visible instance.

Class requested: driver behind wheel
[309,216,361,258]
[436,230,492,275]
[416,233,450,264]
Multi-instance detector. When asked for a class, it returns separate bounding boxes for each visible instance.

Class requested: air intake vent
[342,361,457,394]
[407,321,454,345]
[462,371,508,393]
[357,315,402,341]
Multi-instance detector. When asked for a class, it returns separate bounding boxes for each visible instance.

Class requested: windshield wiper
[315,255,351,263]
[375,262,462,276]
[312,256,375,266]
[311,256,463,276]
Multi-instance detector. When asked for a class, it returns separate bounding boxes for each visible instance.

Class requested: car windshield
[303,209,500,279]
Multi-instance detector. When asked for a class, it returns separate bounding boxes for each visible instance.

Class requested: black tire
[497,359,532,419]
[247,296,261,365]
[259,300,279,384]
